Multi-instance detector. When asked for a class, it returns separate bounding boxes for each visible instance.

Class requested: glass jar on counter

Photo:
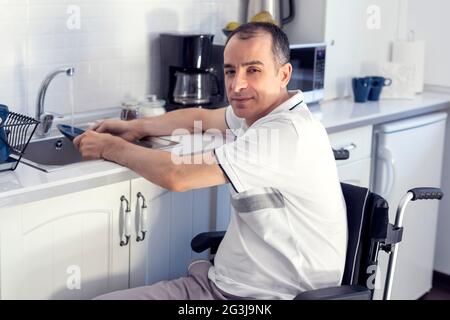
[139,95,166,118]
[120,100,140,121]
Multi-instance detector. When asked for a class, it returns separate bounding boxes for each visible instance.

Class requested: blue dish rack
[0,111,39,172]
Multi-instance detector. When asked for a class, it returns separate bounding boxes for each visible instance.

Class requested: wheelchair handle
[407,187,443,201]
[384,187,443,300]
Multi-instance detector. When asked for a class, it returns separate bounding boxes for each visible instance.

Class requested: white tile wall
[0,0,240,116]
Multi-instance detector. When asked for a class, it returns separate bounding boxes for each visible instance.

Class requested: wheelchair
[191,149,444,300]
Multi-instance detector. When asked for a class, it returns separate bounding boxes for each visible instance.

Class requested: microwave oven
[288,43,326,105]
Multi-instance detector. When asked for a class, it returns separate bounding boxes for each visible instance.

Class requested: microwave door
[288,47,315,92]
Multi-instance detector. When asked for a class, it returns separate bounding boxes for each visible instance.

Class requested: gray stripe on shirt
[231,189,285,213]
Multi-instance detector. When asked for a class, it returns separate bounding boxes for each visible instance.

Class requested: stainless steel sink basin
[20,135,179,172]
[21,136,85,171]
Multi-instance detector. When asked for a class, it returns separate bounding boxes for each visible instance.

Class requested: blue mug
[367,76,392,101]
[352,77,371,103]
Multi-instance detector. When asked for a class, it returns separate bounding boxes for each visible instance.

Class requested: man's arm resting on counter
[105,139,227,192]
[136,107,229,137]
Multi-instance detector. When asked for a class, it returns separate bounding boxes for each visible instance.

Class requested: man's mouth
[231,97,253,103]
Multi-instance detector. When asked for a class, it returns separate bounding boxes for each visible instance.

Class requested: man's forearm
[136,108,204,137]
[103,139,178,190]
[102,138,227,192]
[135,107,228,137]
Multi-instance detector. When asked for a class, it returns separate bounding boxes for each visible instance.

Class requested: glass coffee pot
[173,70,219,105]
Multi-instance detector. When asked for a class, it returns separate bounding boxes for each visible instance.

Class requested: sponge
[0,104,10,163]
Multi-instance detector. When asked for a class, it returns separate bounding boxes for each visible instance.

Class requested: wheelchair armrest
[294,285,371,300]
[191,231,226,254]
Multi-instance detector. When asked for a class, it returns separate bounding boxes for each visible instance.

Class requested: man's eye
[225,70,235,76]
[248,68,260,73]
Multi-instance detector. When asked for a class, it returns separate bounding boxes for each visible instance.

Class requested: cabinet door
[337,158,371,188]
[129,178,214,288]
[0,182,130,300]
[323,1,399,100]
[328,126,373,165]
[215,184,232,231]
[324,0,363,99]
[329,126,373,188]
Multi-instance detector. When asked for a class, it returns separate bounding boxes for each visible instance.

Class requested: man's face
[223,32,291,124]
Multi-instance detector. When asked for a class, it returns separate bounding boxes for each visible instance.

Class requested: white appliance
[373,112,447,300]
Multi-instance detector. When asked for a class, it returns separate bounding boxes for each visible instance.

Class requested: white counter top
[312,91,450,133]
[0,132,226,207]
[1,91,450,208]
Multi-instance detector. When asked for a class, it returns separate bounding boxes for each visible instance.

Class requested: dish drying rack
[0,112,39,172]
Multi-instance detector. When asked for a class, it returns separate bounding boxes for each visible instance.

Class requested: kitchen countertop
[1,90,450,208]
[311,91,450,133]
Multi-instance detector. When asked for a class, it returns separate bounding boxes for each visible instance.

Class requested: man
[74,22,347,300]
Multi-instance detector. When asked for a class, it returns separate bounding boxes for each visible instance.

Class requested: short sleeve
[214,118,298,193]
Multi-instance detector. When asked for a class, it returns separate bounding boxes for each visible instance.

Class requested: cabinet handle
[136,192,148,242]
[120,195,131,246]
[339,143,357,151]
[377,147,395,198]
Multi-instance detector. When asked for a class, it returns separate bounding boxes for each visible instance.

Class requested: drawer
[328,126,373,164]
[336,158,371,188]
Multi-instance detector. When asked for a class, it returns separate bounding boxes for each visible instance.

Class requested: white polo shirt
[209,90,348,300]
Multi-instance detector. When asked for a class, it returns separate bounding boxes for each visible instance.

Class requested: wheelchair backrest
[340,183,389,293]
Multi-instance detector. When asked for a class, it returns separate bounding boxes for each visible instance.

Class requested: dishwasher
[372,112,447,300]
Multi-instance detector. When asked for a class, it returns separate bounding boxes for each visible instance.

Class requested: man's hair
[225,22,290,68]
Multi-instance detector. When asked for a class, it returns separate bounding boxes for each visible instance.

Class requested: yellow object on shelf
[225,21,240,31]
[250,11,274,23]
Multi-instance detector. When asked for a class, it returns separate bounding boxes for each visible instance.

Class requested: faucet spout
[35,67,75,137]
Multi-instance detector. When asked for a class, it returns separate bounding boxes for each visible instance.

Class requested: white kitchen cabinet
[323,0,403,100]
[336,158,371,187]
[128,177,214,288]
[0,181,130,300]
[215,184,232,231]
[373,113,447,300]
[0,177,217,299]
[435,114,450,276]
[328,126,373,188]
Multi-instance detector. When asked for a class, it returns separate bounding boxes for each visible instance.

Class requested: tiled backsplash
[0,0,239,116]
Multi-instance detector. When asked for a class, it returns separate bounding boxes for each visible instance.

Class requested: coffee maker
[160,33,228,111]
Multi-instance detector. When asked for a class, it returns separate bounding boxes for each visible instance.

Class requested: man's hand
[73,130,125,161]
[93,119,143,142]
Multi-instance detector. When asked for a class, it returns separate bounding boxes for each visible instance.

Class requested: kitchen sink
[19,135,179,172]
[20,136,86,171]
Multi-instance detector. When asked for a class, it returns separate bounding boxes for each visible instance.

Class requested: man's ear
[279,63,292,88]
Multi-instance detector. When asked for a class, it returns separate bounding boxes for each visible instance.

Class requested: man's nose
[232,71,248,92]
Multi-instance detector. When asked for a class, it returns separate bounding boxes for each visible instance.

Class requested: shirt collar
[267,90,305,116]
[236,90,306,135]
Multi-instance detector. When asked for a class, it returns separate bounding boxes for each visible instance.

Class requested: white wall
[0,0,240,116]
[407,0,450,89]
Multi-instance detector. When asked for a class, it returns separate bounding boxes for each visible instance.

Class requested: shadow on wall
[146,9,179,98]
[196,14,226,45]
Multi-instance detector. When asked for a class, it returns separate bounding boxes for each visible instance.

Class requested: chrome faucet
[35,67,75,137]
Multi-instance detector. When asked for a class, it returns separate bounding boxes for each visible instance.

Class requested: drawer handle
[339,143,357,151]
[136,192,148,242]
[120,195,131,247]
